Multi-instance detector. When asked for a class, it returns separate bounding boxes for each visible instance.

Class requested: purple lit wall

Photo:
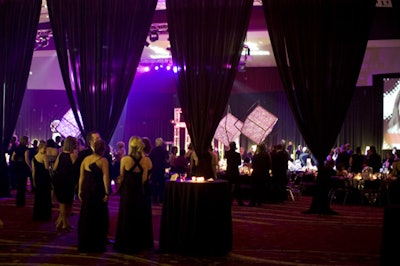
[16,69,179,147]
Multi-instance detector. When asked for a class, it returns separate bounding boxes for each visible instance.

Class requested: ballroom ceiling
[30,0,400,90]
[36,0,400,69]
[36,0,275,68]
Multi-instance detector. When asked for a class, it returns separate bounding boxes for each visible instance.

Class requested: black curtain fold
[0,0,42,197]
[262,0,376,213]
[47,0,157,143]
[166,0,253,177]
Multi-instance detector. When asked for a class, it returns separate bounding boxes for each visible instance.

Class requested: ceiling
[35,0,400,71]
[36,0,275,68]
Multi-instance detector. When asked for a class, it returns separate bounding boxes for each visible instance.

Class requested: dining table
[158,179,232,256]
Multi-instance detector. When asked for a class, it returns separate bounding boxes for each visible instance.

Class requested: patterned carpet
[0,189,384,266]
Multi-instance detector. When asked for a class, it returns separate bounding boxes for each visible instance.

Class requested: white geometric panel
[241,105,278,144]
[214,113,243,147]
[53,109,83,139]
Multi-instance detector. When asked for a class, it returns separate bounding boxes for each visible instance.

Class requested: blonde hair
[128,136,144,159]
[37,141,47,151]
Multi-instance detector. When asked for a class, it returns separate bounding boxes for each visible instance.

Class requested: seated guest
[169,146,178,173]
[299,147,311,167]
[173,149,188,174]
[382,151,394,172]
[241,157,252,175]
[336,162,348,177]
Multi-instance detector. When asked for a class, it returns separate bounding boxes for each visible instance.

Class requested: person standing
[366,145,382,173]
[75,131,102,173]
[270,144,291,203]
[31,141,52,221]
[28,139,39,192]
[46,138,60,206]
[77,139,110,253]
[112,141,126,189]
[250,143,271,206]
[349,146,366,173]
[114,136,153,254]
[7,135,18,191]
[149,137,168,204]
[53,136,78,231]
[225,142,243,205]
[11,135,31,207]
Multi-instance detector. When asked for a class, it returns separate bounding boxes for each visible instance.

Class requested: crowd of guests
[6,131,398,253]
[4,133,175,254]
[226,141,291,206]
[325,143,395,176]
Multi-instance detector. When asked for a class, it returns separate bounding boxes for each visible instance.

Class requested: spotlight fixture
[149,30,159,42]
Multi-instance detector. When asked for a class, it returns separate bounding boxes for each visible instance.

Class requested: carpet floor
[0,190,384,266]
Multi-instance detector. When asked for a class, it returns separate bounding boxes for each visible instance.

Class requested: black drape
[0,0,41,197]
[166,0,253,177]
[262,0,376,213]
[47,0,157,143]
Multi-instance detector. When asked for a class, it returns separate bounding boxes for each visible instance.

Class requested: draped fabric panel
[47,0,157,143]
[0,0,42,196]
[166,0,253,177]
[262,0,376,213]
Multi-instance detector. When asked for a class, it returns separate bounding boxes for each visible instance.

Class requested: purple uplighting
[137,64,178,74]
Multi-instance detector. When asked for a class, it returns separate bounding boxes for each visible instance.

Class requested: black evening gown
[53,152,76,204]
[114,156,153,254]
[32,158,52,221]
[78,162,109,253]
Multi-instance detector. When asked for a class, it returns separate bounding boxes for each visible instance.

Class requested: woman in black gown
[78,139,110,253]
[11,135,31,207]
[53,136,78,231]
[32,141,52,221]
[114,136,153,254]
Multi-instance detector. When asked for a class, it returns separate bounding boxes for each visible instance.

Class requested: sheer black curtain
[166,0,253,177]
[0,0,41,197]
[262,0,375,214]
[47,0,157,143]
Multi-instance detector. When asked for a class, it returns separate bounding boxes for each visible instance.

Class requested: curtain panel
[262,0,376,214]
[0,0,41,197]
[47,0,157,143]
[166,0,253,177]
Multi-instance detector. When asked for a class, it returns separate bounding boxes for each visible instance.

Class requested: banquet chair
[361,179,383,205]
[298,172,317,196]
[286,173,301,201]
[328,176,350,205]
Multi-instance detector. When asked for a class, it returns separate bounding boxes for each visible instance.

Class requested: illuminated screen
[383,77,400,149]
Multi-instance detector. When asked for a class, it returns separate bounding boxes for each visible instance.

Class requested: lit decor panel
[241,105,278,144]
[214,113,243,147]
